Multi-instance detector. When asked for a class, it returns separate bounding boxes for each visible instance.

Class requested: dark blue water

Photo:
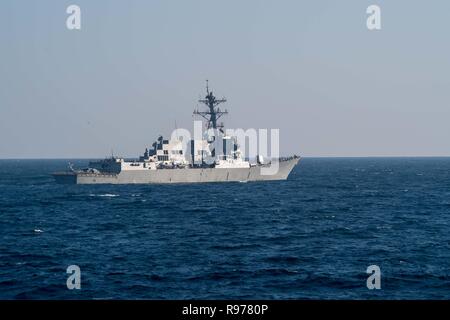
[1,158,450,299]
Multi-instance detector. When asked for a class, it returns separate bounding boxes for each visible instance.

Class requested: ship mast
[193,80,228,133]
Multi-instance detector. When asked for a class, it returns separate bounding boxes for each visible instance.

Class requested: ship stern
[52,172,78,184]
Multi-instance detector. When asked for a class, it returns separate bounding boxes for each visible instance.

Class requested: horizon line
[2,155,450,160]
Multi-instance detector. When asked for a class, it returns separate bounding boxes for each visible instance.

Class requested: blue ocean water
[0,158,449,299]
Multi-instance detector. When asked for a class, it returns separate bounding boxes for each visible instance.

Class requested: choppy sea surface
[0,158,449,299]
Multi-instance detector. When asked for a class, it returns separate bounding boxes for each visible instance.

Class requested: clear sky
[0,0,449,158]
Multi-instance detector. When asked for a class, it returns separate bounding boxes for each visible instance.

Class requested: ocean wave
[89,193,119,197]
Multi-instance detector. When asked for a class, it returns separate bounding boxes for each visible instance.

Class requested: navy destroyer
[53,83,299,184]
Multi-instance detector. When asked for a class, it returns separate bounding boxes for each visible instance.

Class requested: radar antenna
[193,80,228,133]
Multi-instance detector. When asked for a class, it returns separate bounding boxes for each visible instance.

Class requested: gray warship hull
[53,158,299,184]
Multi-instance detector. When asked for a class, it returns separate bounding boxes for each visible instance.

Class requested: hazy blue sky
[1,0,449,158]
